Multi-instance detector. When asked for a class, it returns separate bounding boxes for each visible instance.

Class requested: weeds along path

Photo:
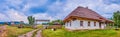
[18,29,38,37]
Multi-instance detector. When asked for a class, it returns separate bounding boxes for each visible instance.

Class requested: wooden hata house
[64,6,113,30]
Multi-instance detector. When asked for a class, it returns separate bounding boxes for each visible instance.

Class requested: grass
[37,25,43,29]
[6,26,34,37]
[42,29,120,37]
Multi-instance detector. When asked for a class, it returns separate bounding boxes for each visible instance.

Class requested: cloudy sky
[0,0,120,23]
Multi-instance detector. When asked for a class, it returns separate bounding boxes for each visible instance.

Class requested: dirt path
[18,29,38,37]
[18,29,42,37]
[0,25,7,37]
[35,30,42,37]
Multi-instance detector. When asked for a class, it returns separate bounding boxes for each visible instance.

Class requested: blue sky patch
[104,0,120,5]
[29,6,48,14]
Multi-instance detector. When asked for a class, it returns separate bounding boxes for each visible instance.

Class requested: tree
[113,11,120,27]
[28,16,35,25]
[48,20,64,25]
[55,20,64,25]
[27,16,36,28]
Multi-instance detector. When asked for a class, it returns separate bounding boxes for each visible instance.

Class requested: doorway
[99,22,101,28]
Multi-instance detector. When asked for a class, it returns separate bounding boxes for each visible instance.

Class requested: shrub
[46,25,62,29]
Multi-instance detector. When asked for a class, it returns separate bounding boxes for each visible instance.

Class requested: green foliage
[113,11,120,27]
[48,22,54,25]
[48,20,64,25]
[27,16,35,25]
[56,20,64,25]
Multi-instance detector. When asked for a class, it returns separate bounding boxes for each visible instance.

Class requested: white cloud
[22,0,48,10]
[5,9,28,23]
[104,4,120,12]
[33,13,56,21]
[0,13,10,21]
[63,0,120,18]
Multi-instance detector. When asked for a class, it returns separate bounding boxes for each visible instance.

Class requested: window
[94,22,96,26]
[70,21,71,26]
[80,21,83,26]
[88,21,90,26]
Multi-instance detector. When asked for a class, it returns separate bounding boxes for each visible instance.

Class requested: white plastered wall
[65,20,106,30]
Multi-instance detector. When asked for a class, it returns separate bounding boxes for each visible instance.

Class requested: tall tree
[27,16,35,25]
[113,11,120,27]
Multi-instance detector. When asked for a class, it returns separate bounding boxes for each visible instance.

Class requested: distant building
[35,19,50,25]
[64,6,113,30]
[0,21,23,25]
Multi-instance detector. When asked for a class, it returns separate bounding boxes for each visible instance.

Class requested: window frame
[70,21,71,26]
[88,21,90,26]
[94,22,96,26]
[80,21,83,26]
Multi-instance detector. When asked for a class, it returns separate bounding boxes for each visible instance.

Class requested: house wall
[65,19,106,30]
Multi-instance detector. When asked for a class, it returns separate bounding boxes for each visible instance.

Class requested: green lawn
[6,26,34,37]
[42,29,120,37]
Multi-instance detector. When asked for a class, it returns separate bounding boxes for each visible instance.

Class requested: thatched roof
[64,6,113,22]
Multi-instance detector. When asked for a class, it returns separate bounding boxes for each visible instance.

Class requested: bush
[46,25,62,29]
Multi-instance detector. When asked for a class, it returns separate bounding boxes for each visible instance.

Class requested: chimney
[86,6,88,9]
